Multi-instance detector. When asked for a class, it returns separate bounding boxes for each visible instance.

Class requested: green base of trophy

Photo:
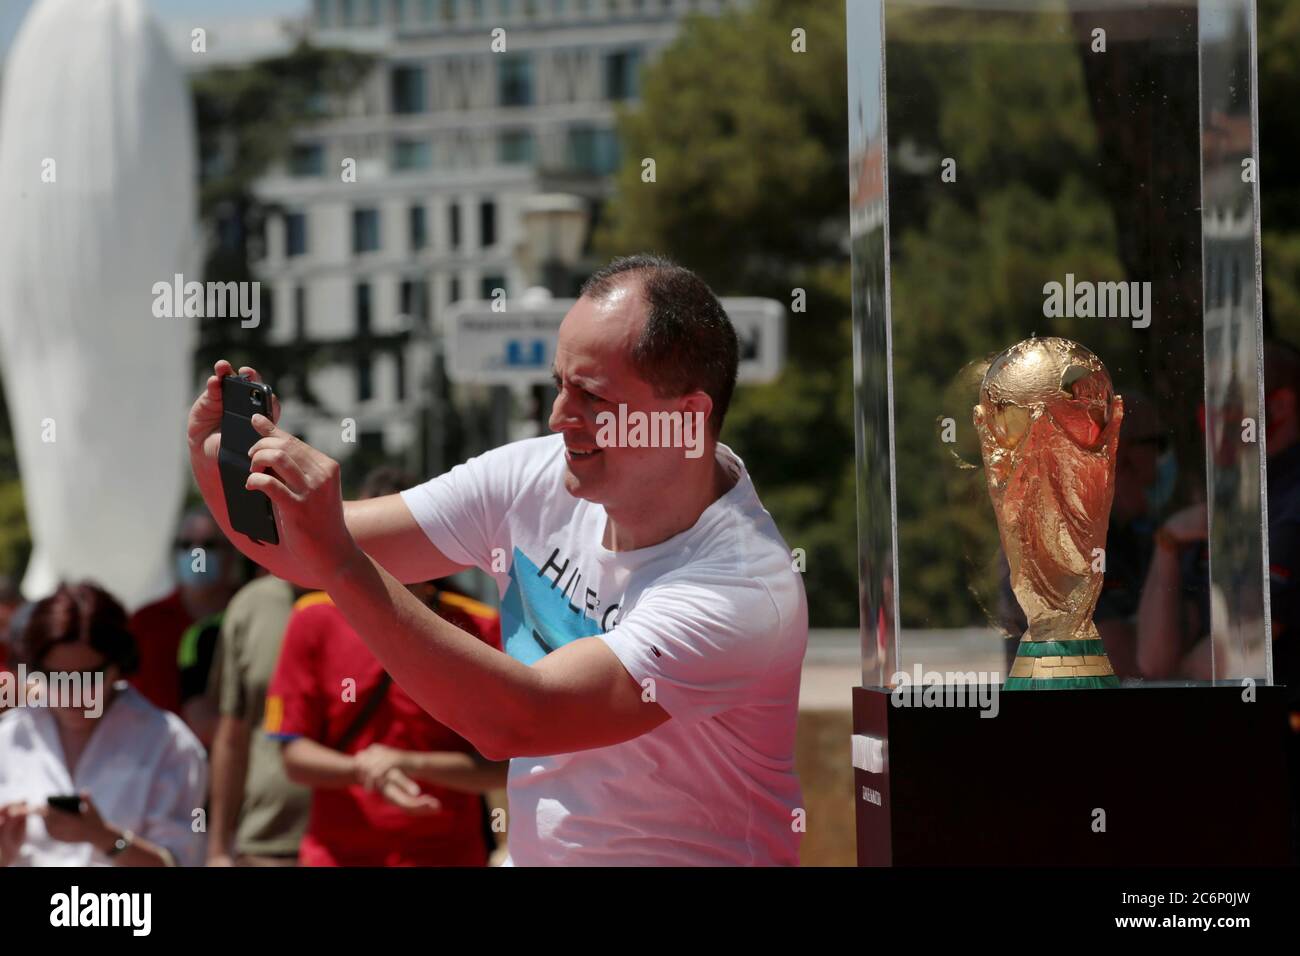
[1003,637,1120,690]
[1004,676,1121,690]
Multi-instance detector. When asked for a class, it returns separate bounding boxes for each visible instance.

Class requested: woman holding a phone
[0,582,207,866]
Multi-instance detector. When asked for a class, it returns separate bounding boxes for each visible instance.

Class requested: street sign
[443,297,786,386]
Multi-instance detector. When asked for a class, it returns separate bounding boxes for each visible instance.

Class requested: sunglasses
[175,539,223,551]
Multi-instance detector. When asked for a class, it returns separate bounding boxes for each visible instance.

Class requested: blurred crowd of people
[0,467,505,868]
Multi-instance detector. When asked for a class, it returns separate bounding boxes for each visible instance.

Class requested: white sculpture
[0,0,198,610]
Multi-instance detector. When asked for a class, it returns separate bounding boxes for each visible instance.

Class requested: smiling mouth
[566,446,602,461]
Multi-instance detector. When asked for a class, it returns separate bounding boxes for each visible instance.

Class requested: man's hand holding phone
[187,360,363,589]
[187,360,279,459]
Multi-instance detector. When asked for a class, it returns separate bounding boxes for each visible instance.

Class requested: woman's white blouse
[0,683,207,866]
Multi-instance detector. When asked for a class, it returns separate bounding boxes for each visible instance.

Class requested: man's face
[549,283,711,510]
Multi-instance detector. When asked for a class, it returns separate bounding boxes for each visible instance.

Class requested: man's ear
[680,390,714,429]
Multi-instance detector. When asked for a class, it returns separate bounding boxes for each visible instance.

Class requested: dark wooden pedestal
[852,684,1293,865]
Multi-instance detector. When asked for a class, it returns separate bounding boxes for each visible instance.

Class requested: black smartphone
[47,795,83,814]
[219,375,279,544]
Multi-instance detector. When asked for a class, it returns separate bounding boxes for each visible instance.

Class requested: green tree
[598,0,858,626]
[0,384,30,581]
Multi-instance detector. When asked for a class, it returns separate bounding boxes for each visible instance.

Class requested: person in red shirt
[263,468,507,867]
[265,585,505,867]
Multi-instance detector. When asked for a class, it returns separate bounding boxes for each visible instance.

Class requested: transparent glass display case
[850,0,1270,691]
[846,0,1290,864]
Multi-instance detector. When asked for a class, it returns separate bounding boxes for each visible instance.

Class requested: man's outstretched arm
[323,547,669,760]
[187,360,464,588]
[234,409,670,759]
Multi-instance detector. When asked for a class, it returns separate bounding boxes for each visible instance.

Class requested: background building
[251,0,740,471]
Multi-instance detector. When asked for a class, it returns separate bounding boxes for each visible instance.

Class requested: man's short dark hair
[580,254,739,434]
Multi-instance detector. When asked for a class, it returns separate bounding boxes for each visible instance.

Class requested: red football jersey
[265,591,501,867]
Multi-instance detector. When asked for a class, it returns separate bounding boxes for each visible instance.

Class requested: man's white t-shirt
[400,433,808,866]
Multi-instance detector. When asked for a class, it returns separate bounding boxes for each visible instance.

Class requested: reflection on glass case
[849,0,1271,692]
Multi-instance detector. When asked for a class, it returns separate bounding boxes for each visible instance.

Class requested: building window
[392,138,432,171]
[448,203,461,250]
[566,125,620,175]
[409,205,427,251]
[285,213,308,257]
[401,278,428,321]
[481,275,505,299]
[217,211,242,251]
[353,208,381,254]
[294,285,307,340]
[420,0,436,21]
[365,0,382,24]
[355,282,372,336]
[396,352,407,401]
[304,91,330,118]
[497,55,533,107]
[604,49,642,101]
[341,0,359,25]
[289,143,325,177]
[315,0,332,27]
[449,277,461,303]
[479,201,497,248]
[498,129,535,164]
[357,359,374,402]
[391,65,426,114]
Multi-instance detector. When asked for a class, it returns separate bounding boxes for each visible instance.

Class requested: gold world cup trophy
[973,336,1123,689]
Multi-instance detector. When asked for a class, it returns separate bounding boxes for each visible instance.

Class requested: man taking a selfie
[186,255,808,865]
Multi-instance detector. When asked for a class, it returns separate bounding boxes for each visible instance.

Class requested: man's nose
[548,388,579,433]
